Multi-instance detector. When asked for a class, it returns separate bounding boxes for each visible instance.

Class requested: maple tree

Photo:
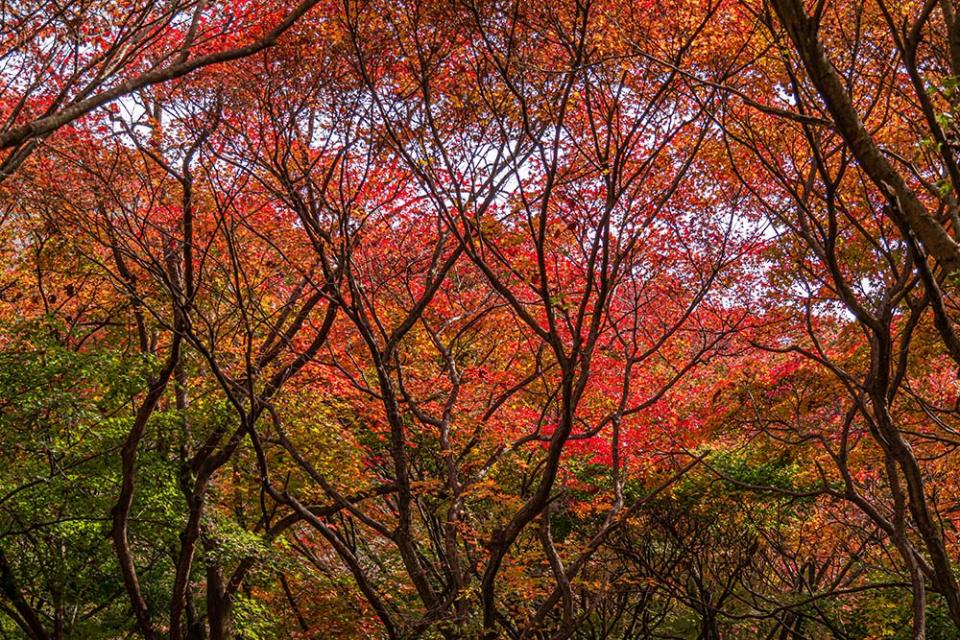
[2,0,960,639]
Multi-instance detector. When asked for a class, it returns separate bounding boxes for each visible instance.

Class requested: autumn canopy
[3,0,960,638]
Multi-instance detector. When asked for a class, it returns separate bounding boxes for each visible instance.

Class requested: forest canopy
[2,0,960,638]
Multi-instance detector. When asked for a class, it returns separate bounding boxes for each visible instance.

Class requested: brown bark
[769,0,960,273]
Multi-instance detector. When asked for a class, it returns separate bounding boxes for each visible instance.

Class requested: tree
[4,1,960,639]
